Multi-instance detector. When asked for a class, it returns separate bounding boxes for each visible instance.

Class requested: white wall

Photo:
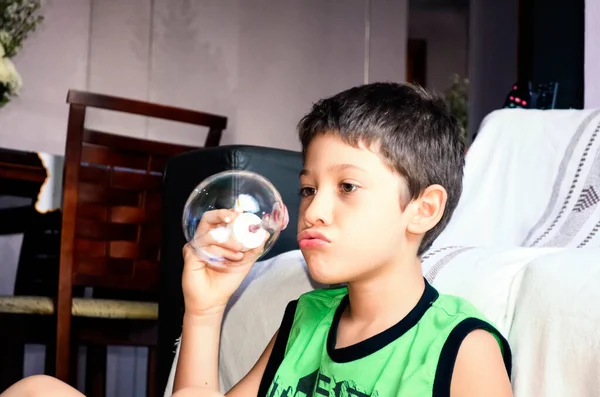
[409,7,469,93]
[586,0,600,108]
[0,0,408,156]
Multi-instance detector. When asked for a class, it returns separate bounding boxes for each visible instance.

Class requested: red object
[516,98,521,103]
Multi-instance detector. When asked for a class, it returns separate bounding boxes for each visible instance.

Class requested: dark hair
[297,82,465,255]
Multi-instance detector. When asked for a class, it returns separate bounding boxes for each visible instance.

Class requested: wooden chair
[58,90,227,395]
[0,90,227,396]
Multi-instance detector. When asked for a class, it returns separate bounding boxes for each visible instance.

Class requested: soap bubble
[182,170,288,267]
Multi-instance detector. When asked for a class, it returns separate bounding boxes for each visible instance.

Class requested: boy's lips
[297,230,330,248]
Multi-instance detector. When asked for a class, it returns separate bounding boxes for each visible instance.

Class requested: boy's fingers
[201,245,245,263]
[200,209,238,227]
[184,239,245,263]
[193,230,244,252]
[182,243,201,263]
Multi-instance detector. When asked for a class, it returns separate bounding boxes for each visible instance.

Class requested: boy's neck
[344,256,425,326]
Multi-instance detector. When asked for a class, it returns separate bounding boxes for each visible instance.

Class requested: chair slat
[78,165,110,184]
[110,169,163,191]
[108,206,146,225]
[75,219,138,241]
[72,260,158,291]
[108,241,140,260]
[74,239,107,257]
[81,145,149,171]
[77,183,140,206]
[84,129,198,157]
[77,203,108,222]
[140,226,162,246]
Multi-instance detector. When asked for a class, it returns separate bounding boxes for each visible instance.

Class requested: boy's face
[297,134,414,285]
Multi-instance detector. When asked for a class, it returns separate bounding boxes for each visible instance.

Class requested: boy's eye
[300,187,316,197]
[340,183,357,193]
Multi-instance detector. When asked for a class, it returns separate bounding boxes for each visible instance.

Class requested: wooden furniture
[57,90,227,395]
[0,149,61,297]
[0,90,227,396]
[0,148,47,186]
[0,149,51,392]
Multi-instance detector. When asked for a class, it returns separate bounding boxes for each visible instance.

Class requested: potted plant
[0,0,44,107]
[443,73,469,146]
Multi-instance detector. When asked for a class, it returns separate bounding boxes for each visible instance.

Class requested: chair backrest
[59,90,228,295]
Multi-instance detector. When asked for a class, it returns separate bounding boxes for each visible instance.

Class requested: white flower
[0,57,23,95]
[0,31,11,49]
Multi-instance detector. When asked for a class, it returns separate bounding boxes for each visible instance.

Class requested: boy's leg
[0,375,84,397]
[0,377,225,397]
[171,387,225,397]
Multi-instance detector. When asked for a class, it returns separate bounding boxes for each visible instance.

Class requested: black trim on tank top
[432,317,513,397]
[257,299,298,397]
[327,279,439,363]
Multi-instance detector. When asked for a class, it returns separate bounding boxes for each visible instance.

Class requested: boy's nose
[303,192,333,226]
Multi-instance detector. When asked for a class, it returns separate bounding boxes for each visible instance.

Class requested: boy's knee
[11,375,58,390]
[1,375,81,397]
[171,387,224,397]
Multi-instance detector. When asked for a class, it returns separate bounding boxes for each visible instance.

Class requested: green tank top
[258,280,511,397]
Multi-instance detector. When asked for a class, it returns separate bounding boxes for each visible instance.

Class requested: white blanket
[431,108,600,249]
[422,246,600,397]
[423,108,600,396]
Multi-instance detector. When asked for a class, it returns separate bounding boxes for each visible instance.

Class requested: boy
[0,83,512,397]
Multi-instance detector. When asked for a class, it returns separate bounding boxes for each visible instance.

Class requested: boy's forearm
[174,311,224,393]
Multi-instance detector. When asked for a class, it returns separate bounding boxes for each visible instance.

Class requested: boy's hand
[182,206,287,317]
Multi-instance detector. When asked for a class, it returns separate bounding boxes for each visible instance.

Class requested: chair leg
[55,304,72,385]
[0,340,24,393]
[69,342,79,388]
[147,347,158,397]
[48,340,79,386]
[85,344,106,397]
[44,339,56,376]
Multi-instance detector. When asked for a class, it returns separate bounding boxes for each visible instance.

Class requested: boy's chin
[304,257,350,286]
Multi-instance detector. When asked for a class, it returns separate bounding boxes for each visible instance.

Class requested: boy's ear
[406,184,447,236]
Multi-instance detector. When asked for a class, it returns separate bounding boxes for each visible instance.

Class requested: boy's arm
[450,330,513,397]
[173,311,277,396]
[173,311,224,392]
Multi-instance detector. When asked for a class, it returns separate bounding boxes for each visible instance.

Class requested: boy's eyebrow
[299,164,366,177]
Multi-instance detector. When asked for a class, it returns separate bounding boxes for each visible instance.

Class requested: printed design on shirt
[267,370,378,397]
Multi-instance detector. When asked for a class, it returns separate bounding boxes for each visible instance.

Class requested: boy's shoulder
[431,290,490,321]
